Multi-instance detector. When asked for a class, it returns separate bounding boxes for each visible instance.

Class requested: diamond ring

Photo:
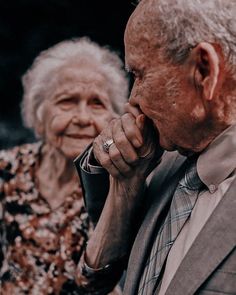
[102,139,114,153]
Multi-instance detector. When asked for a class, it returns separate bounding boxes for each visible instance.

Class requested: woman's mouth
[65,134,94,139]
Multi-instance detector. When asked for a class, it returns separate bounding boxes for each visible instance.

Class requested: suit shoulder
[148,151,186,189]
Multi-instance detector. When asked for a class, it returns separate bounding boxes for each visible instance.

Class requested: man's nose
[129,90,139,107]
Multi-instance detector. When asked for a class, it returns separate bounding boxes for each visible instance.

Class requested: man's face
[124,5,207,154]
[40,64,116,159]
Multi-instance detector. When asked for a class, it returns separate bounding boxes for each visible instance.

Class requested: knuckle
[93,136,99,146]
[109,149,121,161]
[127,153,139,164]
[115,135,126,147]
[122,112,133,121]
[111,169,122,179]
[110,118,119,127]
[122,165,132,174]
[117,174,125,180]
[92,144,100,158]
[93,135,102,147]
[125,128,136,140]
[99,157,111,168]
[124,169,134,178]
[122,114,135,128]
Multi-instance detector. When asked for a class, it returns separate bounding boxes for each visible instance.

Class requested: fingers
[92,113,160,180]
[124,103,147,146]
[93,119,136,179]
[124,103,142,118]
[93,134,121,178]
[121,113,143,148]
[136,114,145,132]
[108,144,133,176]
[112,118,139,165]
[137,117,157,158]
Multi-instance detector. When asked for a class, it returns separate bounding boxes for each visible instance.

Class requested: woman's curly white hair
[21,37,129,134]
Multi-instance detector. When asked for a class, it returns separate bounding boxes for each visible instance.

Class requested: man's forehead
[125,0,158,38]
[124,1,159,55]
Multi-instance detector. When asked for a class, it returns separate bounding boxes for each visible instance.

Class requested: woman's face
[40,64,117,159]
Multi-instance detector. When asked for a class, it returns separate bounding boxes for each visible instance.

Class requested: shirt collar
[197,124,236,192]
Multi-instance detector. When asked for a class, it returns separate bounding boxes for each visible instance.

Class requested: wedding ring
[102,139,114,153]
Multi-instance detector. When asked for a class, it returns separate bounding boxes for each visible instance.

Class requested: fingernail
[133,138,142,148]
[136,114,145,129]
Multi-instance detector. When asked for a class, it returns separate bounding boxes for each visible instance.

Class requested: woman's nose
[72,104,92,126]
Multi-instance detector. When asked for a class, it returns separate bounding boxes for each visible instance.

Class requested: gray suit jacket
[75,150,236,295]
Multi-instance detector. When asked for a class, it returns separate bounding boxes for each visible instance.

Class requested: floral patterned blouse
[0,142,91,294]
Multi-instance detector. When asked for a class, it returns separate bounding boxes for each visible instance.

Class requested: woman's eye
[57,98,76,109]
[90,98,105,108]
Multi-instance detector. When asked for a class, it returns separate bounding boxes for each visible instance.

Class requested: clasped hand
[93,103,163,181]
[84,104,164,268]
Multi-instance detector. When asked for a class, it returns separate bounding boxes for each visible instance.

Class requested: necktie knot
[179,159,202,191]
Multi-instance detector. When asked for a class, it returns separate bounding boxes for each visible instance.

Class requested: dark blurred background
[0,0,135,149]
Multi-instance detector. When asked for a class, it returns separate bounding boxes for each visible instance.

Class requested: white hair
[142,0,236,70]
[21,37,128,132]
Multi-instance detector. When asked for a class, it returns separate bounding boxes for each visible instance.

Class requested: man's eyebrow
[125,64,139,74]
[131,0,141,6]
[125,64,131,73]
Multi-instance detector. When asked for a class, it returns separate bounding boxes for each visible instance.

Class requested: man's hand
[85,104,163,270]
[93,103,163,180]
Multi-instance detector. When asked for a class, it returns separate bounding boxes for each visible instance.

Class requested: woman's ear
[35,123,44,137]
[35,104,45,137]
[190,42,223,101]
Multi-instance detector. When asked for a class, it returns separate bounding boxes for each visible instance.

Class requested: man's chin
[177,150,193,157]
[160,138,199,157]
[176,147,196,157]
[161,143,193,157]
[159,140,176,153]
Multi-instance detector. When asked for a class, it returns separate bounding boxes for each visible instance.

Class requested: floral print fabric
[0,142,91,294]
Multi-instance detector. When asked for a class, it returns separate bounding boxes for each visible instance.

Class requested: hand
[93,103,163,180]
[85,104,164,270]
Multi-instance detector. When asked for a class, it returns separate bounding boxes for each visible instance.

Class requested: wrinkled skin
[93,0,223,180]
[125,2,212,155]
[86,0,233,290]
[40,64,116,160]
[36,63,117,209]
[93,103,162,180]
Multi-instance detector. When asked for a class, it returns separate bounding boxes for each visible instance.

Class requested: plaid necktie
[138,158,203,294]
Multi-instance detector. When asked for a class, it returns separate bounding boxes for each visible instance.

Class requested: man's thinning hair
[143,0,236,72]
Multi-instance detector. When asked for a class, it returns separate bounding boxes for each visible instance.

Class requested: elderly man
[75,0,236,294]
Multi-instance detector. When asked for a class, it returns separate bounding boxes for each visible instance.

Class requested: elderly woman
[0,38,128,294]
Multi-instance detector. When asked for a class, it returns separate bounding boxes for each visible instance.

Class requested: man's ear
[191,42,223,101]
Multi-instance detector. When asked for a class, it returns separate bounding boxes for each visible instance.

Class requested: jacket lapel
[165,177,236,295]
[124,152,186,295]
